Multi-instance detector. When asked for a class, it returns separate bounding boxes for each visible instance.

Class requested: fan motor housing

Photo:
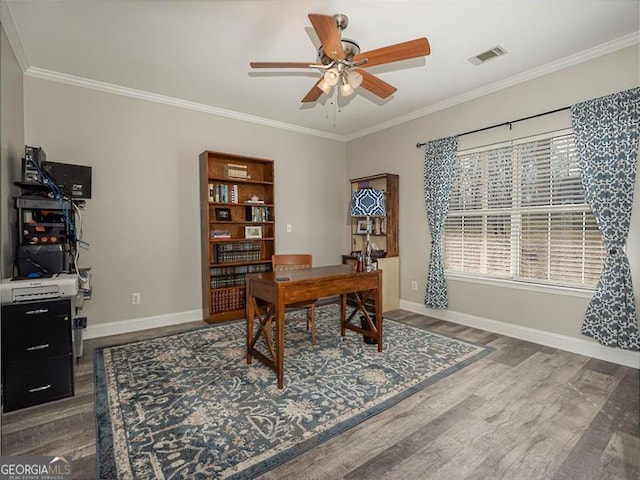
[318,39,361,64]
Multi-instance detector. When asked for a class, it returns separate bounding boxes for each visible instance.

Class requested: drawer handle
[28,384,52,393]
[26,343,50,351]
[25,308,49,315]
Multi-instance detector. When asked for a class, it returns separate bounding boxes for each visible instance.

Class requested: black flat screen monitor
[43,161,92,199]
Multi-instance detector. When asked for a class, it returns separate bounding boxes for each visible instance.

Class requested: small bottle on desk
[356,253,364,272]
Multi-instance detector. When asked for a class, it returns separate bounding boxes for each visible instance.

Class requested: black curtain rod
[415,106,570,148]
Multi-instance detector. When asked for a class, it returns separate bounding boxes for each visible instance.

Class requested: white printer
[0,273,79,304]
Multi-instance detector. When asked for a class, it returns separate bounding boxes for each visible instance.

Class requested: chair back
[272,254,312,272]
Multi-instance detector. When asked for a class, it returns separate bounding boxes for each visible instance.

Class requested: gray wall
[14,38,640,351]
[23,78,347,326]
[1,24,24,278]
[346,45,640,343]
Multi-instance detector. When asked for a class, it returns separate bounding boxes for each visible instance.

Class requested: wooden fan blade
[356,69,397,99]
[353,38,430,68]
[250,62,317,69]
[301,79,324,103]
[308,13,345,60]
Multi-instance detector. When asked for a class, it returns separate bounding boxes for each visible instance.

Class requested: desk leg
[340,294,347,337]
[246,292,254,365]
[276,298,285,389]
[375,276,383,352]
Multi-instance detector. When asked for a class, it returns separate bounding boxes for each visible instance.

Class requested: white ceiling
[2,1,639,140]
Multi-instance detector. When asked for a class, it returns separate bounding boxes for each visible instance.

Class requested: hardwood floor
[1,309,638,479]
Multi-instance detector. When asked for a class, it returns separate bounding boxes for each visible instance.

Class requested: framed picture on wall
[245,225,262,239]
[215,207,232,221]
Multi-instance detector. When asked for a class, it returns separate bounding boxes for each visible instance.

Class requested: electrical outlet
[286,224,292,233]
[411,280,418,291]
[132,293,141,305]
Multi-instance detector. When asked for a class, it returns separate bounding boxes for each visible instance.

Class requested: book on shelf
[208,184,239,203]
[371,217,387,235]
[245,205,270,222]
[213,242,262,263]
[211,230,231,239]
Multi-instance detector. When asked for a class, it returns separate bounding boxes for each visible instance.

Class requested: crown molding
[0,0,30,72]
[24,67,346,142]
[346,32,640,141]
[10,13,638,145]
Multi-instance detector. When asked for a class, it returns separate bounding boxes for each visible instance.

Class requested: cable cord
[31,161,90,274]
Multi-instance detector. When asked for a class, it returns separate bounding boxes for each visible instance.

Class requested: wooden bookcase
[199,151,275,323]
[349,173,399,257]
[345,173,399,312]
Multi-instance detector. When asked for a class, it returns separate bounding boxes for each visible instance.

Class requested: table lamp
[350,188,386,271]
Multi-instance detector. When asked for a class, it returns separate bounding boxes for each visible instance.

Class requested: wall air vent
[468,45,508,65]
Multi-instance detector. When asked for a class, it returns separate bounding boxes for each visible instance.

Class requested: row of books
[208,183,239,203]
[214,243,262,264]
[210,263,271,277]
[215,250,262,264]
[216,242,261,252]
[247,206,270,222]
[210,288,245,313]
[210,274,246,288]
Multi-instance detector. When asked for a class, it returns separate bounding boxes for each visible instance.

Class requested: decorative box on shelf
[225,163,248,180]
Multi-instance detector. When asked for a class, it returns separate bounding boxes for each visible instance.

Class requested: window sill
[444,272,595,299]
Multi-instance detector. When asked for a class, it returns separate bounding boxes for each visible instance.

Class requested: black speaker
[16,244,64,277]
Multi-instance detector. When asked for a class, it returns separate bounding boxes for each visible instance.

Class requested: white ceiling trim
[346,32,640,141]
[8,5,638,145]
[0,0,29,73]
[24,67,346,142]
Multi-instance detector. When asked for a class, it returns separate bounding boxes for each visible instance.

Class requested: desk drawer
[3,355,74,411]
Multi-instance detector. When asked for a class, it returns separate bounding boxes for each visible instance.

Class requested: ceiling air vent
[468,45,508,65]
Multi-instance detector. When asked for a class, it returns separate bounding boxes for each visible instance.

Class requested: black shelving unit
[13,193,80,277]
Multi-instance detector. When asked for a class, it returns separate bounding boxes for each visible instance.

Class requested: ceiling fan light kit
[250,13,431,104]
[340,70,363,96]
[340,77,354,96]
[320,67,340,94]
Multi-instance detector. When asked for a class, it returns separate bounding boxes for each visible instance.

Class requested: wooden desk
[246,264,383,388]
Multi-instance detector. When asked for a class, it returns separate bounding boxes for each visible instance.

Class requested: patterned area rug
[95,304,491,479]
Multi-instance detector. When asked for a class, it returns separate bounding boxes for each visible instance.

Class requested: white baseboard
[399,300,640,369]
[84,309,205,340]
[84,302,640,369]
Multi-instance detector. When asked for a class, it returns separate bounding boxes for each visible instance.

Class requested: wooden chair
[272,254,317,345]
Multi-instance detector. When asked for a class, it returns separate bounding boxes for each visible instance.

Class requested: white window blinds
[444,131,606,288]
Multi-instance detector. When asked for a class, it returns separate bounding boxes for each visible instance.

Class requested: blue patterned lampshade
[350,189,386,217]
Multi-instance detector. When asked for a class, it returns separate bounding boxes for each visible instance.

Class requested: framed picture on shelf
[215,207,232,221]
[244,225,263,239]
[356,219,369,234]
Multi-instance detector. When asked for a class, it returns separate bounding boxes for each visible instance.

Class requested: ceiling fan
[250,13,431,103]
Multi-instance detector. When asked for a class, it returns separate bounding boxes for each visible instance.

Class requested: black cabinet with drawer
[1,299,74,411]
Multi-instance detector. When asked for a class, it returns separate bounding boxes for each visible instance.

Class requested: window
[444,131,606,288]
